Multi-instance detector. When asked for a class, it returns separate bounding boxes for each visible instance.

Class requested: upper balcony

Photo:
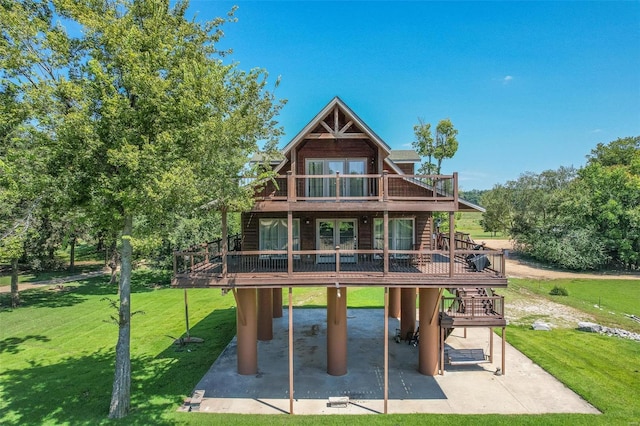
[250,171,459,212]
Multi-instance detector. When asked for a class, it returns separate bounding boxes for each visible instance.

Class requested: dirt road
[484,239,639,281]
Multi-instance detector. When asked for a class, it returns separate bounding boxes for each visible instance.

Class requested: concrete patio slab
[191,308,599,416]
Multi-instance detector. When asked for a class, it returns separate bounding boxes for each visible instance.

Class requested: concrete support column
[272,288,283,318]
[400,288,416,340]
[327,287,347,376]
[257,288,273,341]
[418,288,440,376]
[235,288,257,375]
[389,287,400,318]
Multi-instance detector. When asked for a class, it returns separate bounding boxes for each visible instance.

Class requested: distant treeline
[478,136,639,271]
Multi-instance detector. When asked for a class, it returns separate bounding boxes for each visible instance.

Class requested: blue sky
[189,1,639,190]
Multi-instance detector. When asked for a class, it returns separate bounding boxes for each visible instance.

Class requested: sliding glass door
[306,158,366,198]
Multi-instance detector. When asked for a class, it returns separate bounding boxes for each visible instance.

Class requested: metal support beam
[384,287,389,414]
[288,287,294,414]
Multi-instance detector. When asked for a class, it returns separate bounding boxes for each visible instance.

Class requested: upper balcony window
[306,158,366,198]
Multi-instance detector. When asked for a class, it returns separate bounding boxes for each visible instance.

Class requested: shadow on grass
[0,335,51,355]
[0,308,237,425]
[0,270,173,311]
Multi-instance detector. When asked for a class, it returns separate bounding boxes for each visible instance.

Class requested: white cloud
[502,75,513,84]
[590,128,602,133]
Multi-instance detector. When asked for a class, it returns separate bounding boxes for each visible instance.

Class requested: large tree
[413,118,459,175]
[2,0,282,418]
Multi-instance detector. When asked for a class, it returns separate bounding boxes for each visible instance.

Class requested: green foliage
[459,189,486,206]
[482,137,640,271]
[549,286,568,296]
[413,118,459,175]
[480,185,513,236]
[2,0,284,417]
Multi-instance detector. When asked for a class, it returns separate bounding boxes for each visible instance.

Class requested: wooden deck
[172,251,507,288]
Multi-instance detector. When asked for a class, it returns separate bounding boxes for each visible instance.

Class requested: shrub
[549,286,569,296]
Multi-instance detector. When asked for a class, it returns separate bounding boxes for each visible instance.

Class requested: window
[306,158,366,197]
[259,219,300,255]
[373,218,415,251]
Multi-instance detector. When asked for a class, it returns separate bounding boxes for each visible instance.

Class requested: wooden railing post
[383,210,389,275]
[449,211,455,278]
[335,245,340,275]
[287,171,296,202]
[335,172,340,201]
[288,211,293,277]
[383,171,389,201]
[501,249,506,277]
[453,172,459,208]
[222,207,228,277]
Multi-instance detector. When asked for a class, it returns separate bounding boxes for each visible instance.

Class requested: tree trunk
[69,235,76,272]
[109,241,119,285]
[108,214,132,419]
[10,258,20,308]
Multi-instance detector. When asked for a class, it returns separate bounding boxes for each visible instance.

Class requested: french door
[317,219,357,263]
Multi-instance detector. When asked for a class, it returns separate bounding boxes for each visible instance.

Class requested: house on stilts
[172,96,508,412]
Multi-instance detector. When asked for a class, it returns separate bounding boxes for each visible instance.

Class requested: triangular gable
[274,97,394,173]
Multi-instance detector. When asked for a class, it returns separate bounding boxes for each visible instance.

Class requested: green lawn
[1,244,105,287]
[0,263,105,287]
[456,212,506,240]
[1,273,639,425]
[508,278,640,333]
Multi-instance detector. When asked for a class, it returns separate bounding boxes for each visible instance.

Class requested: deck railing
[173,247,505,280]
[253,172,457,203]
[441,295,505,319]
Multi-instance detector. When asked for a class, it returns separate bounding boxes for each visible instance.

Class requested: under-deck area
[187,309,599,415]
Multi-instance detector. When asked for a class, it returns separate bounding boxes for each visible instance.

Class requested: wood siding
[241,211,432,252]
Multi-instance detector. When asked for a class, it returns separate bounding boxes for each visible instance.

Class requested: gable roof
[274,96,393,172]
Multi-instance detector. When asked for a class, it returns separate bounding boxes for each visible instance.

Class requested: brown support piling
[235,288,257,375]
[272,288,283,318]
[400,288,416,340]
[389,287,400,318]
[418,288,440,376]
[257,288,273,341]
[327,286,347,376]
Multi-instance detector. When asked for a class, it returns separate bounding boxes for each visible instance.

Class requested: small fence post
[335,246,340,275]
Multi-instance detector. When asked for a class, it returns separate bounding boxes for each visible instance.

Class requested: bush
[549,286,569,296]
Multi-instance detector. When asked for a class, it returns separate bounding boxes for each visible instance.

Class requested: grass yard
[456,212,506,240]
[0,244,105,288]
[1,272,639,425]
[508,278,640,333]
[0,263,105,287]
